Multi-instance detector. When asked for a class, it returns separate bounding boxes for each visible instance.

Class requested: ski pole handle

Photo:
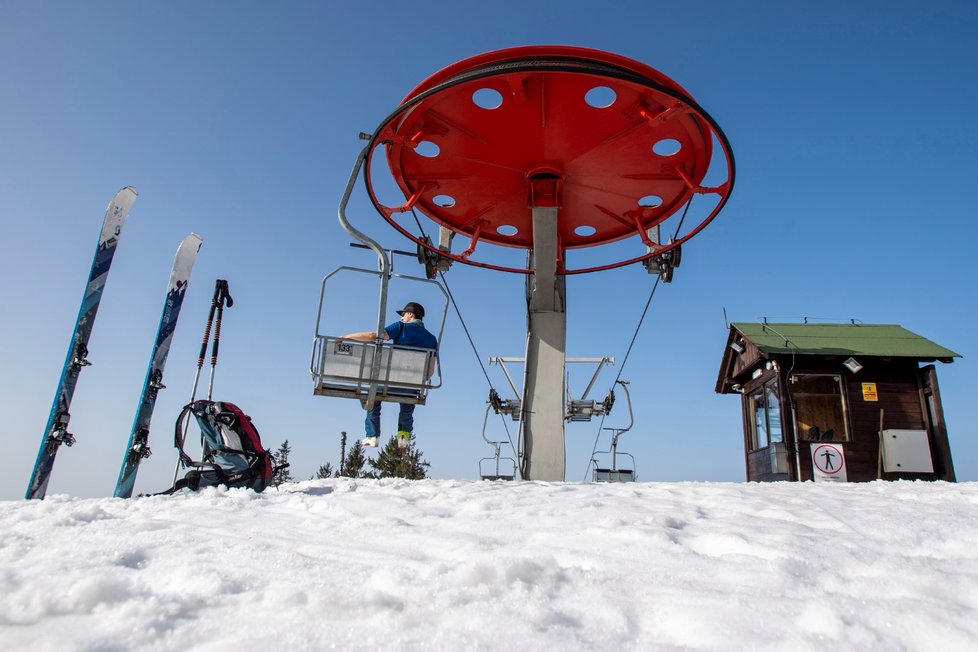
[210,280,232,368]
[198,279,233,367]
[216,279,233,308]
[206,280,232,400]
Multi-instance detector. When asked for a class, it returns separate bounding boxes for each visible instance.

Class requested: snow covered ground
[2,479,977,651]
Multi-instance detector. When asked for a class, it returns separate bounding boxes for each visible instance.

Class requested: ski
[26,187,138,499]
[114,233,203,498]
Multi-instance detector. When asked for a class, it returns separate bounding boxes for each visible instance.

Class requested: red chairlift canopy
[364,45,734,274]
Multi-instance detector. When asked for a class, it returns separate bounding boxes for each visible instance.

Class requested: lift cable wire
[408,209,493,388]
[581,274,661,480]
[409,209,521,464]
[582,196,695,480]
[439,267,521,464]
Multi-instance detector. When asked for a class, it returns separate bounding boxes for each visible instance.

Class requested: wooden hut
[715,322,960,482]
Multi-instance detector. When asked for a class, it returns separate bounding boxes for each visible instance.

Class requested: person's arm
[339,330,389,342]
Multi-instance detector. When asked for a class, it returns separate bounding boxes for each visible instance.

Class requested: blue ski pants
[365,402,415,439]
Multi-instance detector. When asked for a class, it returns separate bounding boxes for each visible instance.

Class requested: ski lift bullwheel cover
[365,46,734,274]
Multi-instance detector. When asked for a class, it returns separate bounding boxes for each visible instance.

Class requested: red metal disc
[365,46,734,274]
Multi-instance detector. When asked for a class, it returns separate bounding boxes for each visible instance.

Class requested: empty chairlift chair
[479,404,518,481]
[591,380,638,483]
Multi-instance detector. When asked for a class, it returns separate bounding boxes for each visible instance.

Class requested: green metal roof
[732,323,960,360]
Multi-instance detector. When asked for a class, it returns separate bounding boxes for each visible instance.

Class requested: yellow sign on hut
[862,383,879,401]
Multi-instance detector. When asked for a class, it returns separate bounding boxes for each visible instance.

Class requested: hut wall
[736,355,939,482]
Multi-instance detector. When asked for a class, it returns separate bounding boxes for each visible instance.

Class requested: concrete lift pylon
[357,46,735,480]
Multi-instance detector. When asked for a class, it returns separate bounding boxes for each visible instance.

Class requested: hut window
[749,380,782,450]
[791,374,849,442]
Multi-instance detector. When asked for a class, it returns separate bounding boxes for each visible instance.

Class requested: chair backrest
[320,338,434,388]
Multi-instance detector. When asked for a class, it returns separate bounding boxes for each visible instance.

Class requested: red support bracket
[379,182,435,217]
[674,166,727,195]
[458,221,483,259]
[637,102,685,124]
[631,212,655,248]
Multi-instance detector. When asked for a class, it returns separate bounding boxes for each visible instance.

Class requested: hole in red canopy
[472,88,504,110]
[652,139,681,156]
[414,140,440,158]
[584,86,617,108]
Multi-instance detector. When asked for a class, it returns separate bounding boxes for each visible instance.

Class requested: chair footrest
[313,382,425,405]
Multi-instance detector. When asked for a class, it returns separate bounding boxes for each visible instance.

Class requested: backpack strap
[173,403,196,467]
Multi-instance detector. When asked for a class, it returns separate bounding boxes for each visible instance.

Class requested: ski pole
[172,279,232,486]
[189,279,231,402]
[190,284,220,400]
[206,279,233,400]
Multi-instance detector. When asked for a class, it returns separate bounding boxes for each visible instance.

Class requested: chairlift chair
[591,380,638,483]
[310,149,448,410]
[478,404,518,481]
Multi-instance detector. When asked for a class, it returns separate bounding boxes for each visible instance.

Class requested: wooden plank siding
[837,358,929,481]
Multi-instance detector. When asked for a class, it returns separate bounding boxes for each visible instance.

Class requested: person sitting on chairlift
[340,301,438,449]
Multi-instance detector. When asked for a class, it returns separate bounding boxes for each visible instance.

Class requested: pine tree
[340,440,368,478]
[273,440,294,486]
[315,463,333,479]
[368,436,430,479]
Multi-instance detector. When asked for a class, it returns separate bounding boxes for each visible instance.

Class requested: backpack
[167,400,278,493]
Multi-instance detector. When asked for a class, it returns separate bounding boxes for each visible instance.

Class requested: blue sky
[2,1,976,498]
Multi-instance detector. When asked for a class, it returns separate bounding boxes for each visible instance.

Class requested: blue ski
[114,233,203,498]
[26,187,138,499]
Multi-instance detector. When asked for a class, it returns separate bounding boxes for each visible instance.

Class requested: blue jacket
[385,320,437,350]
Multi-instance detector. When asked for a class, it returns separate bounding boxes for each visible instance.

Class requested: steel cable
[409,210,521,467]
[582,197,694,480]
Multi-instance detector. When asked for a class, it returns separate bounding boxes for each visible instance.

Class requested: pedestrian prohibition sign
[811,443,847,482]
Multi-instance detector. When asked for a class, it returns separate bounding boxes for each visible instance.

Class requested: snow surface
[2,480,978,651]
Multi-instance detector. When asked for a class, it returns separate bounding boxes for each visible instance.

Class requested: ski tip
[181,233,203,252]
[110,187,139,215]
